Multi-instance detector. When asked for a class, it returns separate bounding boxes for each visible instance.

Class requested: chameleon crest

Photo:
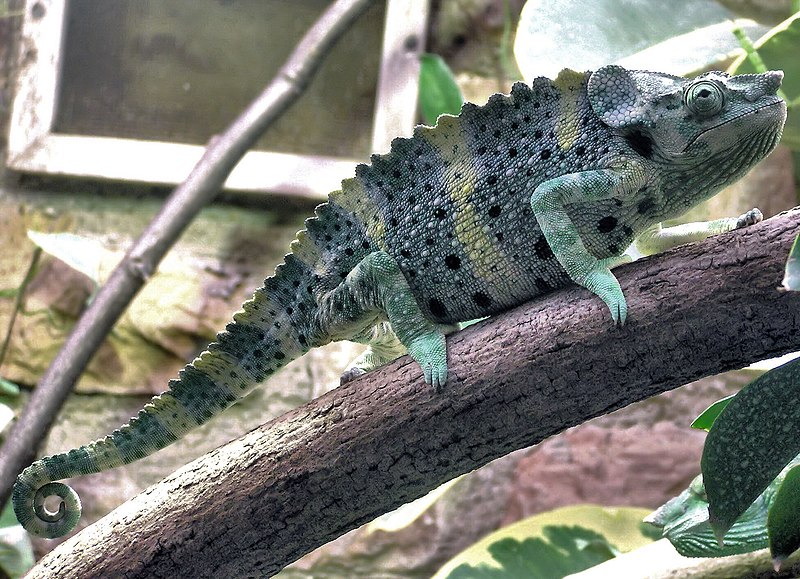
[14,66,785,538]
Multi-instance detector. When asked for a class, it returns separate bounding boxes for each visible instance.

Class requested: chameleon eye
[684,80,725,117]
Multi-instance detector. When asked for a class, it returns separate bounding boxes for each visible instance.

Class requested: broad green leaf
[433,505,653,578]
[782,235,800,291]
[702,358,800,540]
[729,13,800,150]
[418,53,463,126]
[691,395,735,431]
[768,465,800,568]
[514,0,768,80]
[445,527,616,579]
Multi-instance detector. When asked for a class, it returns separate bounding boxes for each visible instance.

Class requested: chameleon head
[587,65,787,199]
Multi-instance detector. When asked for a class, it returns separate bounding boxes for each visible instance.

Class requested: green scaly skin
[13,65,786,538]
[645,454,800,558]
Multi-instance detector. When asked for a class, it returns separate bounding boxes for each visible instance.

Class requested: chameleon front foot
[408,331,448,389]
[578,262,628,325]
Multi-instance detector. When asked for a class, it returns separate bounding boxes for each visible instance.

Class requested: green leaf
[768,465,800,568]
[782,235,800,291]
[691,395,735,431]
[418,53,463,126]
[445,526,616,579]
[0,501,35,578]
[0,379,18,397]
[646,464,800,558]
[729,13,800,150]
[702,358,800,541]
[433,505,654,578]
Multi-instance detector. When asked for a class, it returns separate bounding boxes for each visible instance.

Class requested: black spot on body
[487,175,497,185]
[434,208,446,220]
[622,225,633,238]
[488,205,501,218]
[473,292,492,308]
[429,299,448,319]
[597,216,618,233]
[445,255,461,270]
[540,149,551,160]
[535,278,552,293]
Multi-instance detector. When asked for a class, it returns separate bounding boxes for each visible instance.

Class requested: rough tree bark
[25,209,800,578]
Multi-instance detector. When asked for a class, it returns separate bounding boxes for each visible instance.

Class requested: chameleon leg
[340,322,407,384]
[319,251,448,388]
[530,163,646,324]
[634,208,763,256]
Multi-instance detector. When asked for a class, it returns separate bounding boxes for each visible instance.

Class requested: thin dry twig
[0,0,377,508]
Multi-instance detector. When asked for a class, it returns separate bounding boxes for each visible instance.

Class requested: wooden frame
[7,0,429,198]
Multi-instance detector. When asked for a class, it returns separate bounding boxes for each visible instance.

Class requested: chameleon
[645,453,800,559]
[13,65,786,538]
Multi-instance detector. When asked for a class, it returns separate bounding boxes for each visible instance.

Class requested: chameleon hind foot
[322,251,449,387]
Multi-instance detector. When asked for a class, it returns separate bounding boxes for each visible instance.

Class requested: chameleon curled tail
[13,251,325,538]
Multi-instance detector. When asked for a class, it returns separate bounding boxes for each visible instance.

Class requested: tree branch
[23,209,800,578]
[0,0,377,509]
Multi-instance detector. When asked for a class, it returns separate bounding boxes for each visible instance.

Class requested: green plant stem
[731,23,790,102]
[0,247,41,369]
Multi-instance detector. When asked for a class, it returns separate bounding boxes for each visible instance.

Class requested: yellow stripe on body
[553,69,585,151]
[421,116,528,305]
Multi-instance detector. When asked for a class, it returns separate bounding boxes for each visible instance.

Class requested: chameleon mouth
[683,99,787,152]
